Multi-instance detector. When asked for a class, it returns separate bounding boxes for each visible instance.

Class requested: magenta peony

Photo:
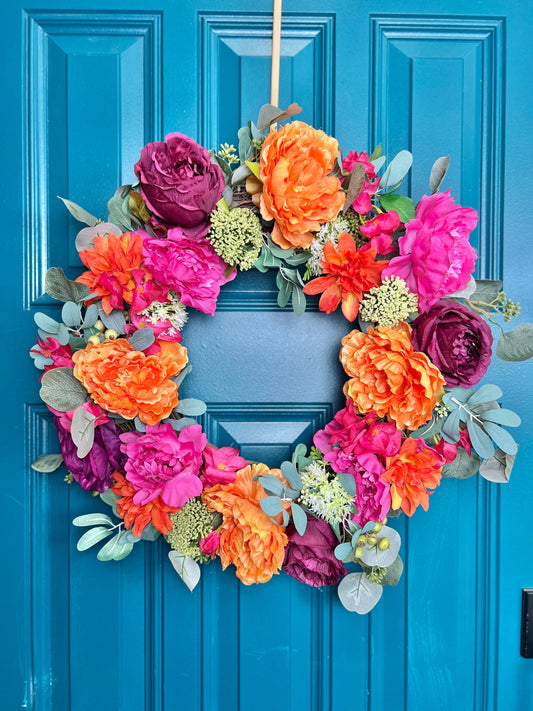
[134,133,225,238]
[201,446,248,486]
[342,151,380,214]
[119,423,207,508]
[199,530,220,558]
[142,228,235,316]
[383,190,478,312]
[283,514,347,587]
[359,210,400,255]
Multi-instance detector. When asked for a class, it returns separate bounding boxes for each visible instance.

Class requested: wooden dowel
[270,0,282,107]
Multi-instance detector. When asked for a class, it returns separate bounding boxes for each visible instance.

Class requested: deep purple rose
[411,301,493,388]
[134,133,225,238]
[55,416,126,492]
[283,515,347,587]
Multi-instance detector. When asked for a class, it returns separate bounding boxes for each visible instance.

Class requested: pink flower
[142,228,236,315]
[53,402,109,433]
[383,190,478,312]
[202,446,248,486]
[342,151,380,214]
[119,423,207,508]
[199,530,220,558]
[359,210,400,255]
[31,337,74,371]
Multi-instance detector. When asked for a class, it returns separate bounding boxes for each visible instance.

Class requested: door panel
[4,1,533,709]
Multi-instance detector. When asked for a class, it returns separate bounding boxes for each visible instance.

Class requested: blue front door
[4,0,533,709]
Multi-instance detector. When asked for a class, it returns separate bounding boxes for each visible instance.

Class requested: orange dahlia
[302,234,388,321]
[72,338,188,425]
[340,323,445,430]
[259,121,345,249]
[76,231,153,314]
[382,438,443,516]
[202,463,288,585]
[112,471,179,536]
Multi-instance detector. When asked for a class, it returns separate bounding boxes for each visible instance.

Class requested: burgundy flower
[134,133,225,238]
[411,301,493,388]
[55,416,126,492]
[283,515,347,587]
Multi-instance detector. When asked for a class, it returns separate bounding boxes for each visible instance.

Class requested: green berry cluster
[166,499,215,563]
[208,206,263,270]
[493,291,521,322]
[359,276,418,328]
[218,143,239,165]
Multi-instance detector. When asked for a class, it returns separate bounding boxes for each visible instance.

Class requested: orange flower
[112,471,179,536]
[381,438,443,516]
[202,463,288,585]
[303,234,388,321]
[72,338,188,425]
[76,232,152,314]
[340,323,445,430]
[259,121,345,249]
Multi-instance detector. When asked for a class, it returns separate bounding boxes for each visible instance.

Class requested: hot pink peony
[119,423,207,508]
[201,446,248,486]
[383,190,478,312]
[342,151,380,214]
[142,228,235,315]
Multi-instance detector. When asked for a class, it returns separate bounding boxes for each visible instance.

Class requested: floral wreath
[31,103,533,614]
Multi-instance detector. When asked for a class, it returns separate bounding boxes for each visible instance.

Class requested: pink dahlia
[342,151,380,214]
[142,228,235,315]
[119,423,207,508]
[383,190,478,312]
[201,446,248,486]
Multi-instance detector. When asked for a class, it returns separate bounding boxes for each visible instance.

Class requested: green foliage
[128,327,155,352]
[379,193,416,222]
[31,453,64,473]
[70,405,96,458]
[429,156,450,194]
[168,551,201,592]
[441,446,481,479]
[73,513,114,527]
[97,306,126,334]
[40,367,88,412]
[381,555,404,587]
[479,448,516,483]
[45,268,91,304]
[174,398,207,417]
[496,324,533,361]
[379,150,413,191]
[338,572,383,614]
[58,196,99,227]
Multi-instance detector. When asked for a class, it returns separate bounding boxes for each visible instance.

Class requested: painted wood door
[4,0,533,708]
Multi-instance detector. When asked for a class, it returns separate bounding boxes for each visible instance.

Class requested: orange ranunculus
[202,463,288,585]
[259,121,345,250]
[72,338,188,425]
[76,232,153,314]
[381,438,443,516]
[340,323,445,431]
[303,234,388,321]
[112,472,179,536]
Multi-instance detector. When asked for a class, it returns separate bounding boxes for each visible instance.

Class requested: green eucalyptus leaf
[168,551,201,592]
[281,461,303,491]
[128,327,155,352]
[31,453,64,473]
[237,126,253,164]
[467,384,503,407]
[471,279,503,306]
[482,421,518,455]
[277,278,292,309]
[140,523,161,541]
[441,447,480,479]
[409,416,443,441]
[100,489,119,506]
[380,150,413,191]
[165,417,197,431]
[77,526,113,551]
[174,398,207,417]
[97,307,126,334]
[34,312,60,334]
[371,156,386,173]
[369,144,382,161]
[73,513,114,527]
[45,267,91,303]
[338,473,356,498]
[40,367,88,412]
[173,364,192,388]
[263,250,282,269]
[467,420,495,459]
[231,162,252,186]
[260,496,282,517]
[290,503,308,536]
[282,509,290,526]
[81,303,98,329]
[258,475,285,496]
[480,408,521,427]
[75,222,123,252]
[381,555,404,587]
[61,302,82,328]
[429,156,450,194]
[360,526,401,568]
[292,286,306,316]
[334,542,354,562]
[379,193,416,222]
[479,448,516,483]
[496,324,533,362]
[97,532,123,561]
[58,196,99,227]
[256,102,302,132]
[284,251,311,266]
[338,572,383,614]
[56,324,71,346]
[112,538,135,561]
[70,405,96,458]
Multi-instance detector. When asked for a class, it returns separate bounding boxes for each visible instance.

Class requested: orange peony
[382,438,443,516]
[202,463,288,585]
[72,338,188,425]
[112,471,179,536]
[340,323,445,430]
[76,231,153,314]
[259,121,345,249]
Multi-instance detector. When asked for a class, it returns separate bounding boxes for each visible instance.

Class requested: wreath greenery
[30,103,533,613]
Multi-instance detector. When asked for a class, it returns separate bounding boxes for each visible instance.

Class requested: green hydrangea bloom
[208,206,263,270]
[359,276,418,328]
[166,499,215,563]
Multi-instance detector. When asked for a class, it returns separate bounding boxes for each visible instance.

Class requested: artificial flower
[120,423,207,508]
[72,338,187,425]
[342,150,380,214]
[134,132,225,238]
[340,323,446,430]
[260,120,345,249]
[359,210,400,255]
[201,446,248,486]
[202,463,288,585]
[142,227,235,316]
[303,233,388,321]
[31,336,74,371]
[359,276,418,328]
[76,231,153,314]
[112,471,179,537]
[411,300,493,388]
[199,530,221,558]
[382,438,444,516]
[299,461,354,524]
[130,290,188,343]
[283,514,347,587]
[383,190,478,312]
[167,499,216,561]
